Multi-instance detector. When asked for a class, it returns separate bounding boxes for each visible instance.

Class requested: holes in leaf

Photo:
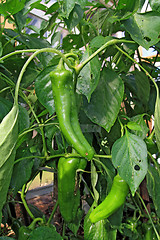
[138,159,141,163]
[134,165,140,171]
[144,36,151,42]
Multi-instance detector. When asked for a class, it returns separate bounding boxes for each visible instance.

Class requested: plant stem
[136,191,160,240]
[76,39,134,73]
[93,157,113,184]
[47,200,59,225]
[147,151,160,175]
[14,153,112,165]
[115,45,159,93]
[94,154,112,158]
[0,49,38,61]
[21,184,35,220]
[14,48,75,105]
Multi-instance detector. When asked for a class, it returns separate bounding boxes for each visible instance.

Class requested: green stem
[65,52,79,65]
[40,118,49,160]
[18,122,58,139]
[28,217,44,230]
[14,48,75,105]
[14,153,112,165]
[93,157,113,184]
[47,200,59,225]
[21,184,35,220]
[94,154,112,158]
[115,45,159,93]
[136,191,160,240]
[0,49,38,62]
[22,92,40,124]
[147,151,160,175]
[76,39,134,74]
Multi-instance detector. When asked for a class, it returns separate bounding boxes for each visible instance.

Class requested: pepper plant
[0,0,160,239]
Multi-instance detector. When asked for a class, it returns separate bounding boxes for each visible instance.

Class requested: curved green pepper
[58,156,87,222]
[70,89,94,159]
[50,60,94,160]
[89,174,129,223]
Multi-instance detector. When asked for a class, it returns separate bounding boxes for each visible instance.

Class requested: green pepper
[50,60,94,160]
[58,156,87,223]
[143,224,157,240]
[18,226,31,240]
[89,174,129,223]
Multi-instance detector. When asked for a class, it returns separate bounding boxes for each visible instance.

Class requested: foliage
[0,0,160,239]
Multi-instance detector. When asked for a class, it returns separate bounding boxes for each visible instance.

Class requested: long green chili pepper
[50,59,94,160]
[58,156,87,222]
[89,174,129,223]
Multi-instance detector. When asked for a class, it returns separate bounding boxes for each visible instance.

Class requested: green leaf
[83,68,124,132]
[154,87,160,152]
[2,57,38,88]
[51,32,61,48]
[0,0,26,17]
[90,36,107,49]
[147,164,160,217]
[0,42,2,57]
[130,114,148,139]
[14,7,28,32]
[123,12,160,50]
[18,105,30,133]
[0,98,29,133]
[111,130,148,195]
[45,2,59,14]
[60,0,76,18]
[135,70,150,105]
[149,0,160,12]
[84,202,117,240]
[77,47,101,101]
[28,225,63,240]
[10,150,34,196]
[0,104,19,223]
[62,33,85,51]
[35,66,56,115]
[3,30,53,67]
[127,121,143,131]
[67,209,83,235]
[21,35,53,67]
[117,0,139,12]
[64,4,84,30]
[0,97,12,122]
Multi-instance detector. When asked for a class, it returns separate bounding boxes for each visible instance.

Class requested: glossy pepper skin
[70,89,95,159]
[58,157,87,223]
[50,61,94,160]
[89,174,129,223]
